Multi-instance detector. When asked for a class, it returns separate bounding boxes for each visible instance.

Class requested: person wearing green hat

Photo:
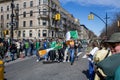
[96,32,120,80]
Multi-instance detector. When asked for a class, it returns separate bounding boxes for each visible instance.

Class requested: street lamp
[88,12,109,38]
[10,0,14,42]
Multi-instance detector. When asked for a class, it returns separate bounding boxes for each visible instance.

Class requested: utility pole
[105,13,108,38]
[48,0,51,38]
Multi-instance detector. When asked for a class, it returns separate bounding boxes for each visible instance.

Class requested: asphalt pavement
[4,52,89,80]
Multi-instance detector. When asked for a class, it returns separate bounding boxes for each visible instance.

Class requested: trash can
[0,60,4,80]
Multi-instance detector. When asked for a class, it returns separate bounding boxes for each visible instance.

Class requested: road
[4,52,89,80]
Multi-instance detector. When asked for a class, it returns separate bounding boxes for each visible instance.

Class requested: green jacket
[97,53,120,80]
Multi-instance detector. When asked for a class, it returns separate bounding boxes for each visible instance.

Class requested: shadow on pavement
[82,69,89,79]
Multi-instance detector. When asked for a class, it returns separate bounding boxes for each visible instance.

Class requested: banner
[66,30,78,41]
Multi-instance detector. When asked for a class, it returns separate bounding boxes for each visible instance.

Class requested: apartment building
[0,0,81,40]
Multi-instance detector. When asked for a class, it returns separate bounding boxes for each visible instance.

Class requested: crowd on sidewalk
[0,37,83,65]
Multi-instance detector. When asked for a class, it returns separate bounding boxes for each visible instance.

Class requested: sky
[59,0,120,36]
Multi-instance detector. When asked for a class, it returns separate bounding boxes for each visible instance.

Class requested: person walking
[9,42,17,61]
[68,37,75,65]
[86,41,99,80]
[35,39,41,62]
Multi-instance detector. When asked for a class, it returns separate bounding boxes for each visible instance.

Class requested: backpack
[114,66,120,80]
[96,53,120,80]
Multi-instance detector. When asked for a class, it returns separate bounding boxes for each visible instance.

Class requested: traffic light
[3,30,9,35]
[88,14,94,20]
[117,21,120,27]
[6,30,9,35]
[55,13,61,21]
[57,13,60,20]
[55,14,58,20]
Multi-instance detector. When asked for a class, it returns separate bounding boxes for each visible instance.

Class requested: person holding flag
[68,37,75,65]
[49,39,57,61]
[56,38,64,62]
[66,30,79,65]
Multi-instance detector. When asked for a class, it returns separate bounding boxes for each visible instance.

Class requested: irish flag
[38,44,62,57]
[38,48,54,57]
[66,30,79,41]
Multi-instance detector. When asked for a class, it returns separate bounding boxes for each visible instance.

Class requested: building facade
[0,0,83,40]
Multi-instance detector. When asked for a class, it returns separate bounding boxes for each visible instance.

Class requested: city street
[4,52,89,80]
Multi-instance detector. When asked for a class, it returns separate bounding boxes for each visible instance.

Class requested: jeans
[89,61,95,80]
[10,53,15,61]
[69,48,75,63]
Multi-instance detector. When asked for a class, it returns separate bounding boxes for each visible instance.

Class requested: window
[43,9,47,15]
[23,30,25,37]
[1,15,3,20]
[42,30,47,37]
[1,7,3,12]
[30,20,33,27]
[39,9,40,14]
[30,1,33,7]
[23,2,26,8]
[42,20,46,26]
[18,31,21,37]
[7,6,9,11]
[1,23,3,28]
[7,14,9,20]
[6,24,9,28]
[39,0,41,5]
[38,30,40,37]
[29,30,32,37]
[23,11,26,17]
[16,4,19,9]
[23,21,26,27]
[43,0,47,4]
[38,19,40,25]
[30,10,33,16]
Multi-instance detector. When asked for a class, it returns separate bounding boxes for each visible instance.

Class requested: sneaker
[44,59,47,61]
[71,62,74,65]
[63,60,66,62]
[36,59,39,62]
[67,60,70,62]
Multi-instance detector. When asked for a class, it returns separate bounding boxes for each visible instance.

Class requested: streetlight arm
[90,12,106,24]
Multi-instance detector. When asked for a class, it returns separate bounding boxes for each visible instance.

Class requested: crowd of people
[1,32,120,80]
[85,32,120,80]
[0,37,83,65]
